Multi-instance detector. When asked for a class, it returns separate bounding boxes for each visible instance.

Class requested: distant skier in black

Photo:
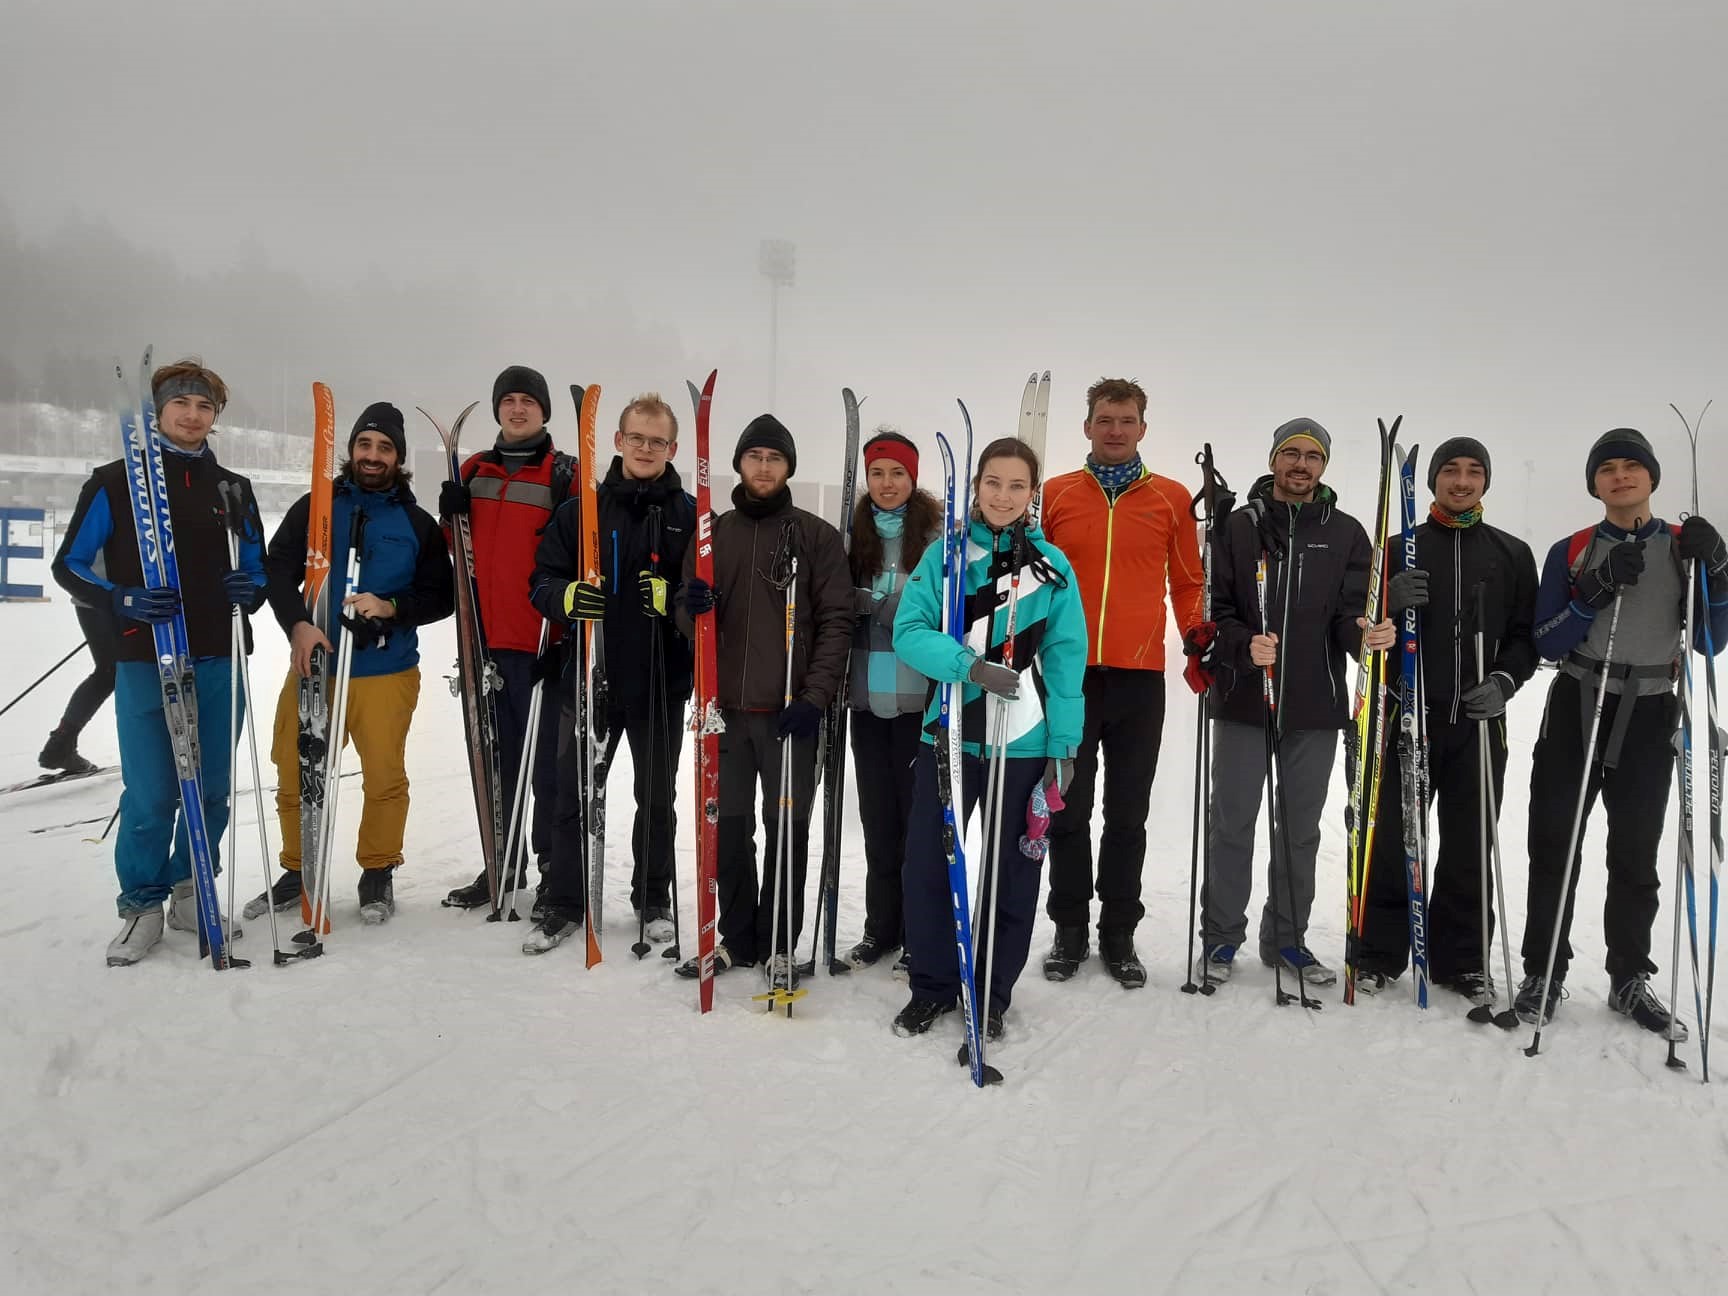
[37,605,118,775]
[1354,438,1539,1002]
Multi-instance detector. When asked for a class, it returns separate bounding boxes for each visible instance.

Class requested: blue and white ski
[938,407,998,1086]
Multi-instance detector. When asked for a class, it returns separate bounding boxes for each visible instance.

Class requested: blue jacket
[893,518,1087,760]
[265,475,454,678]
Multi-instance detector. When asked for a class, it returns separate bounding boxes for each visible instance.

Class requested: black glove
[1678,516,1728,576]
[682,577,716,616]
[222,570,260,609]
[1386,568,1430,614]
[1461,673,1513,720]
[853,586,878,617]
[111,584,179,625]
[967,658,1020,700]
[339,610,390,645]
[1578,540,1645,609]
[560,580,606,623]
[439,480,471,517]
[777,699,823,739]
[1043,757,1074,796]
[530,647,565,685]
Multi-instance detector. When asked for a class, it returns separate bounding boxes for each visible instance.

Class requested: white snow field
[2,594,1725,1296]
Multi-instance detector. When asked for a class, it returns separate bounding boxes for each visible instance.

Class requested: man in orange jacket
[1039,377,1205,986]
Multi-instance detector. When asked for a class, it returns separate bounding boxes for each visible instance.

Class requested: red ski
[686,371,722,1013]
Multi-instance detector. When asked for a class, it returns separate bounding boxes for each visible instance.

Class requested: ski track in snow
[2,599,1726,1295]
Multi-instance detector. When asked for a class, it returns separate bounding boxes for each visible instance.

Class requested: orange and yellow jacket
[1041,465,1205,671]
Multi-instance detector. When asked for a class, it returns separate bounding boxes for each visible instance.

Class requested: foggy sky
[3,0,1724,543]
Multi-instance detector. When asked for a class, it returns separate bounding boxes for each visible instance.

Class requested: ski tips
[1669,400,1712,437]
[956,398,972,436]
[414,406,449,441]
[449,401,480,441]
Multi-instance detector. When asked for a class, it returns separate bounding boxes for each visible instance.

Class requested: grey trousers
[1200,719,1339,952]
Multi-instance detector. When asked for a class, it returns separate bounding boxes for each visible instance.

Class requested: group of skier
[48,358,1728,1071]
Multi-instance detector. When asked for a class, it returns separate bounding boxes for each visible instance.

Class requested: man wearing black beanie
[1511,428,1728,1037]
[249,400,455,926]
[440,366,582,917]
[671,415,852,992]
[1354,436,1538,1006]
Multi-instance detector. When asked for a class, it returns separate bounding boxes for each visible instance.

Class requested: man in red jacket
[441,365,578,914]
[1039,377,1206,987]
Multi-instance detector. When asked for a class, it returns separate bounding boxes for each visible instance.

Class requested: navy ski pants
[903,744,1046,1015]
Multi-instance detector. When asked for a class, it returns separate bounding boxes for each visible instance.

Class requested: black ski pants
[53,606,118,742]
[716,708,816,965]
[1046,666,1166,933]
[849,709,923,948]
[603,692,688,911]
[1358,709,1508,982]
[541,684,688,915]
[1520,673,1676,982]
[903,745,1046,1016]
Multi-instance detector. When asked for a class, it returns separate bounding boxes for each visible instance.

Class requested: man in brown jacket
[674,414,852,990]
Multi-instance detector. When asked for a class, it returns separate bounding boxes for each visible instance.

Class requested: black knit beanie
[733,414,797,476]
[350,402,407,458]
[492,365,552,425]
[1586,428,1660,497]
[1427,437,1492,492]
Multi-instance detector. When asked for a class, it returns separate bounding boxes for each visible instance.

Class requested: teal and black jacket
[893,517,1088,760]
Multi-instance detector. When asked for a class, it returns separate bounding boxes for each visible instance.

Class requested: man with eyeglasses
[441,366,580,915]
[1195,419,1393,988]
[521,394,698,954]
[671,415,852,991]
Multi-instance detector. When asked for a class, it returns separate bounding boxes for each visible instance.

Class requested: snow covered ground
[2,595,1725,1296]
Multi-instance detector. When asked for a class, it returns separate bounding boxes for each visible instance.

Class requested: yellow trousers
[271,667,421,871]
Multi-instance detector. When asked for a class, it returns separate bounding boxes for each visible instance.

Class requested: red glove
[1182,621,1217,696]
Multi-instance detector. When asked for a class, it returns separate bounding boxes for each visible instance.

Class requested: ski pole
[977,523,1026,1052]
[498,620,551,924]
[633,510,668,960]
[1256,553,1318,1012]
[0,641,88,720]
[1183,444,1226,996]
[1526,586,1624,1057]
[1466,582,1516,1029]
[219,483,283,963]
[304,510,366,951]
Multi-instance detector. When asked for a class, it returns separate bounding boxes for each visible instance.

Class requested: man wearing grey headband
[53,358,271,966]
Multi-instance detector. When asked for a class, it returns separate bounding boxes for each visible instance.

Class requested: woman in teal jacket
[890,436,1088,1040]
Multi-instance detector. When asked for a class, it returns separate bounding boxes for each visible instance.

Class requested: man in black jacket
[1198,419,1395,986]
[1356,439,1538,1000]
[670,414,853,990]
[522,394,697,955]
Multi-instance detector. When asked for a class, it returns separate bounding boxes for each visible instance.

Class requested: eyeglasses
[622,432,674,452]
[1275,448,1326,468]
[741,450,786,467]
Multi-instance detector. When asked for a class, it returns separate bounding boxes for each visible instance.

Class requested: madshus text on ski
[45,358,1728,1086]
